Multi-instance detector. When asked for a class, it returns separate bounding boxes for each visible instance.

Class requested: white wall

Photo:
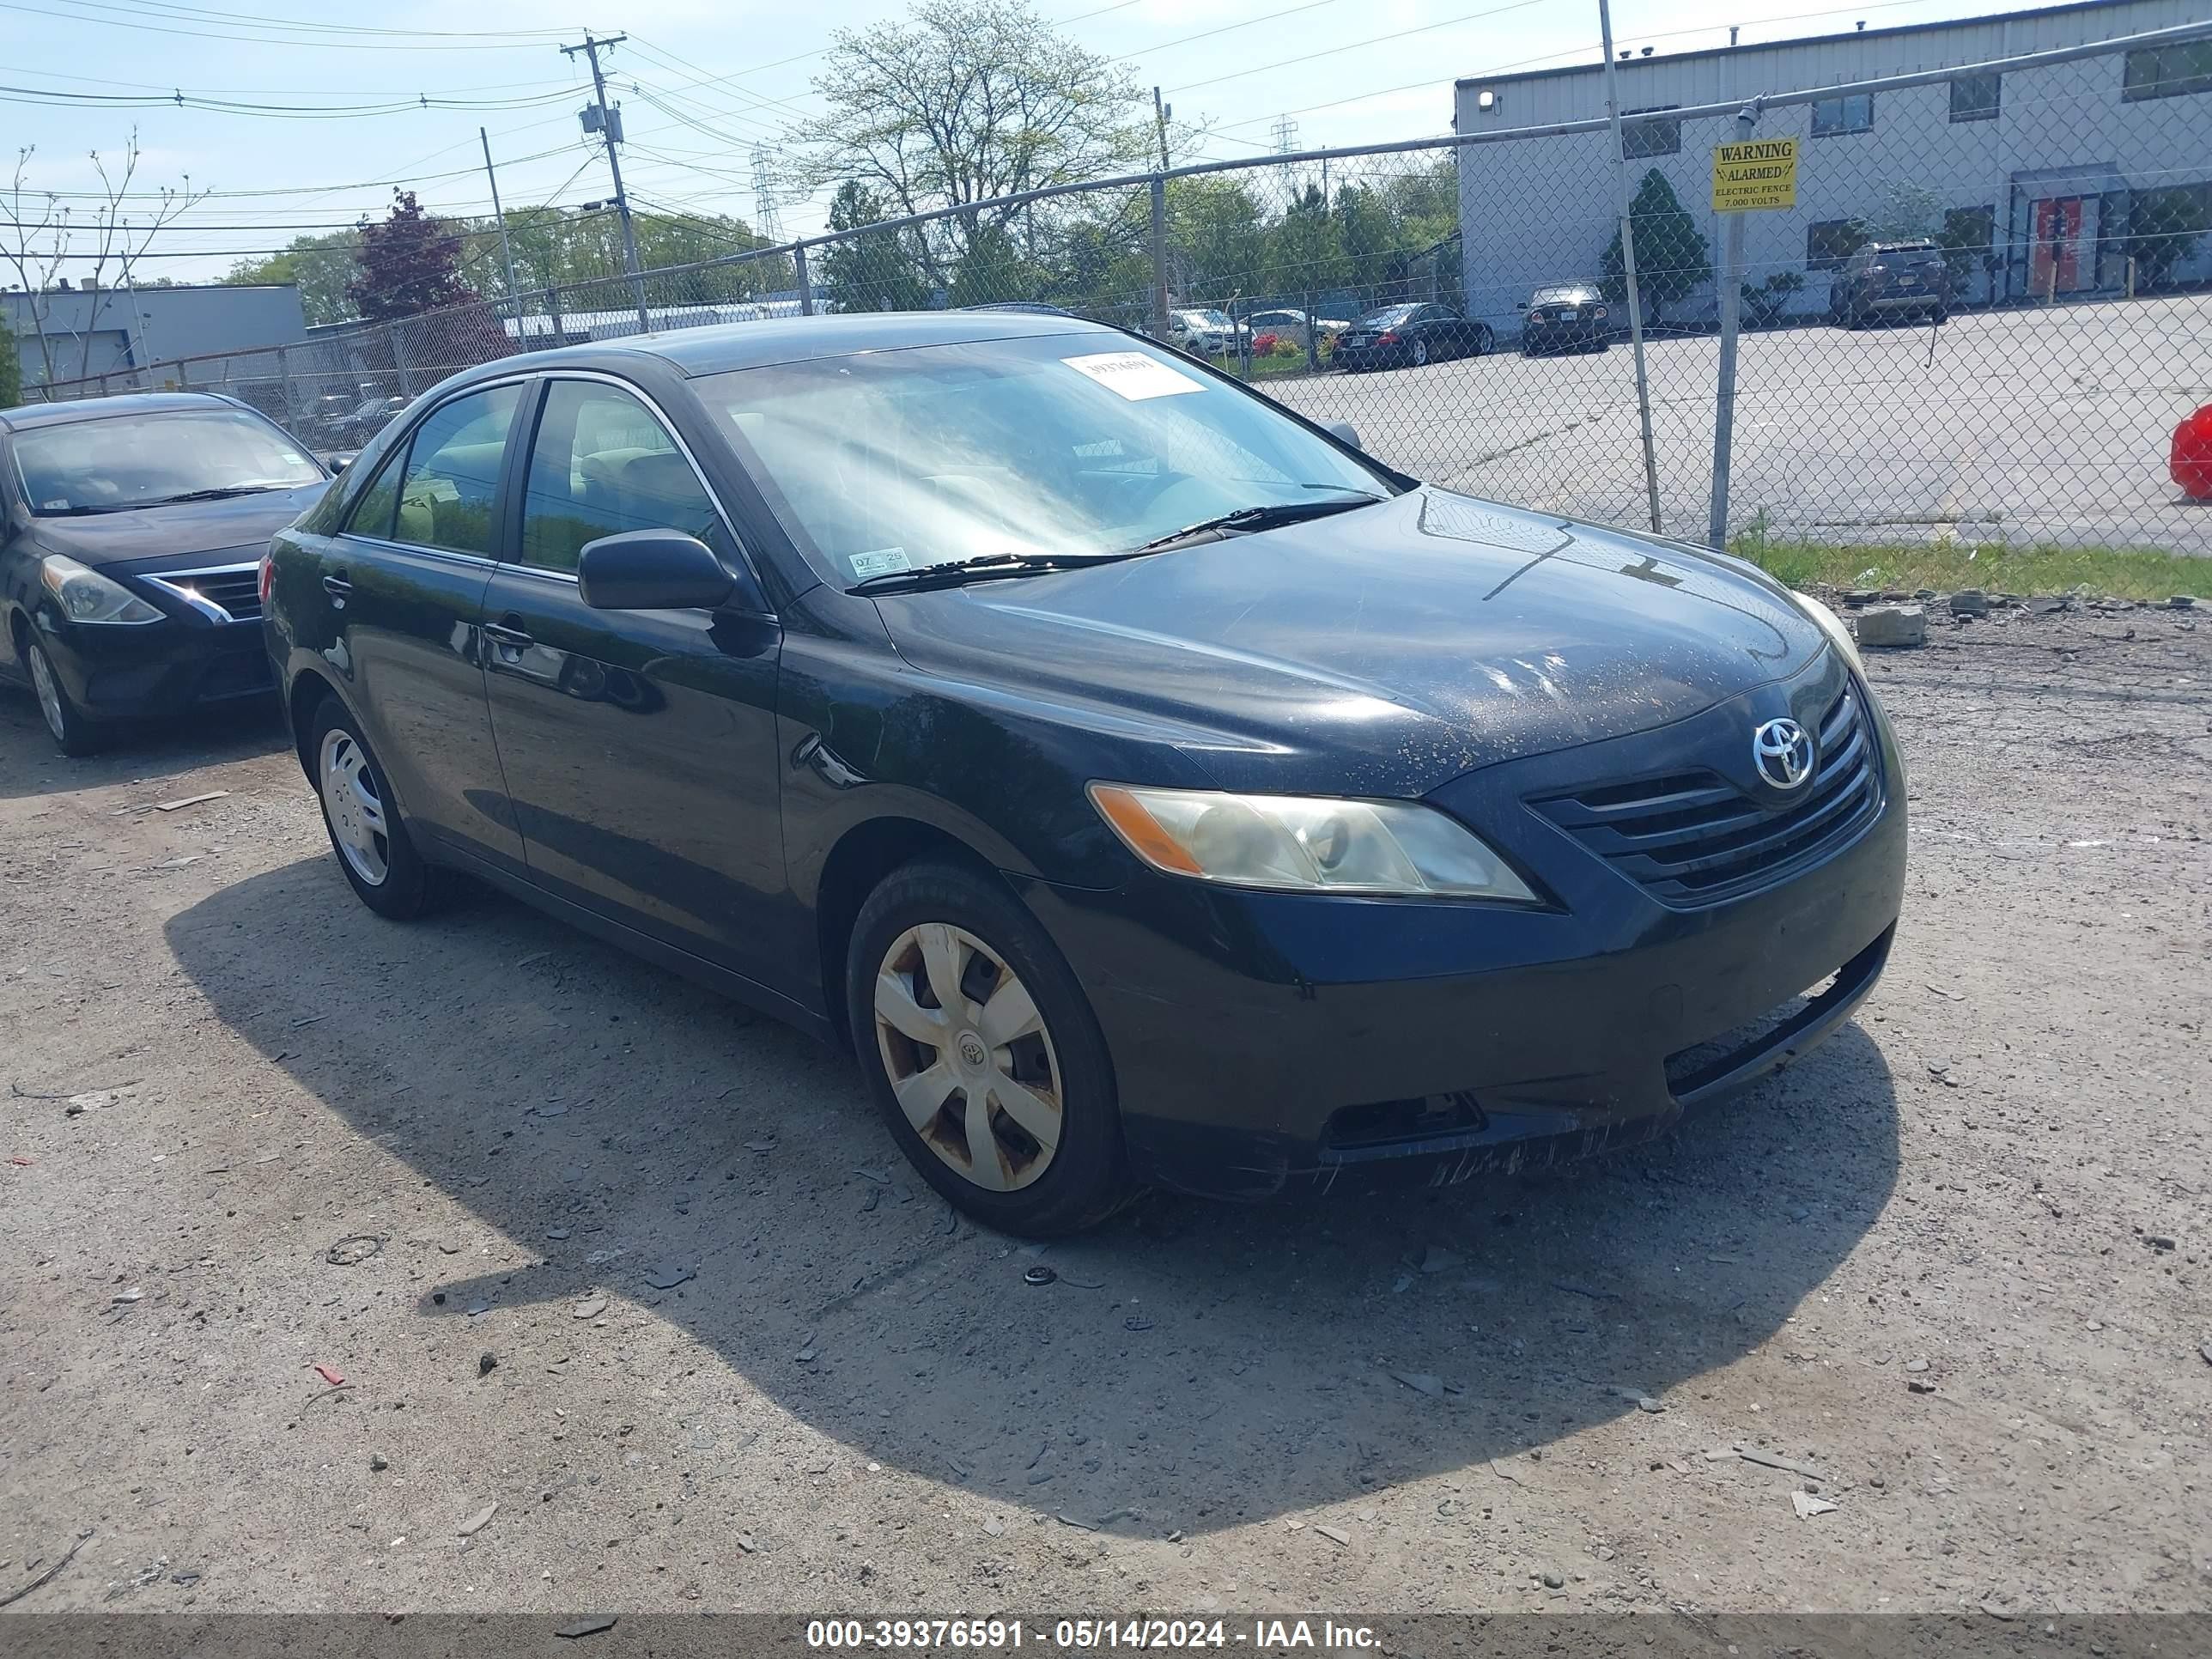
[1451,0,2210,332]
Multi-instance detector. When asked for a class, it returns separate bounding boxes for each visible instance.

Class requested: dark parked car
[264,313,1904,1235]
[2,392,331,754]
[1518,283,1611,354]
[1332,303,1492,371]
[1829,240,1953,326]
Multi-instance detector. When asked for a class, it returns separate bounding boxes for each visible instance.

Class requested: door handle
[322,571,352,599]
[483,621,534,649]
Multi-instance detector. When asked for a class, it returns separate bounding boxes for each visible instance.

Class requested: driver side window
[518,380,735,574]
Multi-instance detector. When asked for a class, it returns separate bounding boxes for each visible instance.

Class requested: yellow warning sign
[1711,138,1798,212]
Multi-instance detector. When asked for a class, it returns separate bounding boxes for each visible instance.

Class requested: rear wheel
[1411,337,1430,368]
[23,635,100,757]
[309,697,449,921]
[1472,324,1494,356]
[848,859,1130,1237]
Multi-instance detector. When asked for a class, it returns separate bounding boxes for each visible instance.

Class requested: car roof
[0,389,244,434]
[1533,281,1599,294]
[489,310,1123,381]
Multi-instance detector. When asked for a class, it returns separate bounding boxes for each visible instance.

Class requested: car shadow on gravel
[0,684,287,799]
[165,856,1899,1537]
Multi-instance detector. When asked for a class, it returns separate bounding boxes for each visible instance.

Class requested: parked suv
[1829,241,1952,326]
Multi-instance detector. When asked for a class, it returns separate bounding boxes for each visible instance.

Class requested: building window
[1807,218,1869,272]
[1811,93,1875,136]
[1621,106,1681,158]
[1475,88,1498,114]
[2124,41,2212,100]
[1949,73,2000,122]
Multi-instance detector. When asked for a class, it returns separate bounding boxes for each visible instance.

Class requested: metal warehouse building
[1450,0,2212,335]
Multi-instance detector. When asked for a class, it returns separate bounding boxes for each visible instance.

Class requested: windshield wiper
[142,483,292,506]
[35,502,133,516]
[1131,490,1384,554]
[850,550,1125,594]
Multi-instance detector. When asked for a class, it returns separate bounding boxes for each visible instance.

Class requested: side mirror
[1325,421,1362,450]
[322,453,352,476]
[1515,301,1528,312]
[577,530,735,611]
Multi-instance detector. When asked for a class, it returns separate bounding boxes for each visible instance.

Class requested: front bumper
[1013,648,1906,1200]
[1332,343,1407,370]
[1524,319,1604,351]
[32,611,273,722]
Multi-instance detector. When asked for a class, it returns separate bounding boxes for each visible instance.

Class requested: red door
[2031,198,2083,297]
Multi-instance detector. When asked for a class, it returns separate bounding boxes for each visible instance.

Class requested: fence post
[390,322,414,398]
[276,344,301,436]
[793,244,815,316]
[1707,97,1761,552]
[546,287,564,348]
[1304,290,1322,374]
[1149,175,1170,342]
[1596,0,1664,536]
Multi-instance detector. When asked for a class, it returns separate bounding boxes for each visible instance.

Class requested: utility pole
[561,32,648,333]
[1152,87,1171,172]
[479,127,522,316]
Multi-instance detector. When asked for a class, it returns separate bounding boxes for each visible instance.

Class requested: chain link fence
[20,19,2210,556]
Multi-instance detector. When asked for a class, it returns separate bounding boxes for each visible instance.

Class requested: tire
[1411,337,1429,368]
[1929,306,1949,325]
[1473,325,1494,357]
[308,696,449,921]
[847,858,1131,1237]
[22,634,101,757]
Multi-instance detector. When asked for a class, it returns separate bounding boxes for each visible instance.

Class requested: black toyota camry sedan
[263,313,1904,1236]
[2,392,331,753]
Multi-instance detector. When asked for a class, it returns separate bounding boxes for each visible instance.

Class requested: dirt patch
[0,609,2206,1613]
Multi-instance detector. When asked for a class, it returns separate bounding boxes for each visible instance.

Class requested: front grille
[1533,687,1881,907]
[145,563,262,622]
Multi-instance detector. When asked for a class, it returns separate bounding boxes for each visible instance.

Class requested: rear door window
[390,385,522,558]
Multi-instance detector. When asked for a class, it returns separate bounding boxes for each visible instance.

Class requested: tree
[69,129,206,379]
[2,146,68,386]
[1167,176,1267,303]
[1601,168,1711,323]
[817,180,932,312]
[348,190,478,321]
[787,0,1152,283]
[2128,185,2209,290]
[225,229,360,326]
[0,312,21,408]
[1267,182,1344,299]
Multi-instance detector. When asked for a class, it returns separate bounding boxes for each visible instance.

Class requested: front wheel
[1472,325,1494,357]
[1410,337,1430,368]
[23,635,101,757]
[310,697,450,921]
[848,860,1130,1237]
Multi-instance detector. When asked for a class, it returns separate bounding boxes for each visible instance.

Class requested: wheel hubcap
[872,921,1063,1194]
[319,729,390,887]
[26,646,65,742]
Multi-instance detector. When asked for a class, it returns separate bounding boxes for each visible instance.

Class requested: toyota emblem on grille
[1753,718,1815,790]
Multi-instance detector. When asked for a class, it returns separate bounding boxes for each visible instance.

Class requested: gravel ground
[1,605,2207,1617]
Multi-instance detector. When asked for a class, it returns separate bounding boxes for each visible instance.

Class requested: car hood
[23,482,327,568]
[871,488,1826,797]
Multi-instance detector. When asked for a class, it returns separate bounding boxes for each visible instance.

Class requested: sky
[3,0,2024,285]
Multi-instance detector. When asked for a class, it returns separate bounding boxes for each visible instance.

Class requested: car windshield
[15,409,323,514]
[1531,286,1594,304]
[695,333,1393,586]
[1183,308,1232,328]
[1357,305,1418,327]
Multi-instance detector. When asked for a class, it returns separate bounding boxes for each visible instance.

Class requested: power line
[0,0,567,50]
[0,83,584,117]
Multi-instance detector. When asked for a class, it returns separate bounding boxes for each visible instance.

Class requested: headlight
[40,555,162,625]
[1793,590,1864,675]
[1089,783,1538,902]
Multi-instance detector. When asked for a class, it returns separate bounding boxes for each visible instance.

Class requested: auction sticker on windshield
[1063,352,1206,400]
[848,547,913,580]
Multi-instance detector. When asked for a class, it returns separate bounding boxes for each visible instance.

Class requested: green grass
[1206,350,1319,380]
[1730,530,2212,603]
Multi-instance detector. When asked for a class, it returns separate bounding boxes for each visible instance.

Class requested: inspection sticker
[1063,351,1206,400]
[848,546,913,580]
